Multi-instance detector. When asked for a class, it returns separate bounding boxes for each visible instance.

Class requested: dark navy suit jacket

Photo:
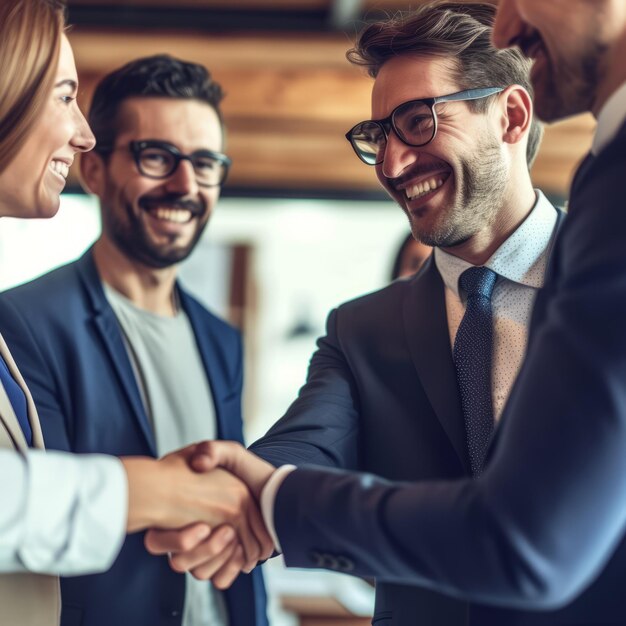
[253,150,626,625]
[0,249,267,626]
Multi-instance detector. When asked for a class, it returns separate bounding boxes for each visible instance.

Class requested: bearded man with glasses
[0,55,267,626]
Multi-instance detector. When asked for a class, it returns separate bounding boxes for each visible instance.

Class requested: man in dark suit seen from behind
[151,0,626,619]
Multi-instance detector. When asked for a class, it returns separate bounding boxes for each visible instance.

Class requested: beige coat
[0,333,60,626]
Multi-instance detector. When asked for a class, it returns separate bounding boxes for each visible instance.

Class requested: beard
[408,135,508,249]
[102,191,210,270]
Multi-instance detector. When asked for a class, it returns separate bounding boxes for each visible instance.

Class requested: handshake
[120,441,278,589]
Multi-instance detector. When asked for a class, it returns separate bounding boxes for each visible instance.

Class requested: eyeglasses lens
[138,146,226,186]
[350,121,387,165]
[393,101,435,146]
[350,101,435,165]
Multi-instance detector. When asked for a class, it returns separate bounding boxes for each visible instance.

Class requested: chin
[37,197,62,219]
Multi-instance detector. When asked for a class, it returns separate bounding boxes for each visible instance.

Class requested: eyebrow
[55,79,78,91]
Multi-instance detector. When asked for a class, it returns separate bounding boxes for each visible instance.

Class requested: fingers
[191,541,240,582]
[189,440,242,474]
[168,525,237,574]
[245,496,275,568]
[232,496,263,567]
[205,544,248,589]
[224,477,274,570]
[144,522,211,556]
[186,441,278,504]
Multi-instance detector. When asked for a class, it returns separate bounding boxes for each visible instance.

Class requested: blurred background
[0,1,595,624]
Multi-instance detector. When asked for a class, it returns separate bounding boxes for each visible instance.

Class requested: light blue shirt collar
[434,190,558,298]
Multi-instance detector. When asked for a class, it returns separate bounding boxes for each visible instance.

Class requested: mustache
[138,194,206,215]
[388,163,449,188]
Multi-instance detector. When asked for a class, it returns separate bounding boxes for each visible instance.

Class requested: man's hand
[144,441,277,587]
[121,446,274,568]
[146,523,251,588]
[188,440,276,500]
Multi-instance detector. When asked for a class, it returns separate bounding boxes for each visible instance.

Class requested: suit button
[170,609,181,618]
[337,556,355,572]
[310,551,325,567]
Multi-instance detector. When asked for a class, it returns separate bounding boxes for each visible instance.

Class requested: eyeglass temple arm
[434,87,504,105]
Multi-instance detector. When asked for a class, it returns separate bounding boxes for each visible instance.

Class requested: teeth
[154,208,193,224]
[49,160,69,179]
[406,176,445,200]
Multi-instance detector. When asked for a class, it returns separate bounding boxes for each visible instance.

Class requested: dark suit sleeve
[0,295,72,451]
[272,143,626,610]
[250,308,360,469]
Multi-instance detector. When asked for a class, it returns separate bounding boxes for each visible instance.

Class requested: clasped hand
[123,441,276,589]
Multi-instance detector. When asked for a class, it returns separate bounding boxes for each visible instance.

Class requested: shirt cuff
[21,450,128,575]
[260,464,297,552]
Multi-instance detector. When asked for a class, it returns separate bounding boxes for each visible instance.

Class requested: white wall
[1,193,412,438]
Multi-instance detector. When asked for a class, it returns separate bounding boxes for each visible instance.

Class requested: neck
[443,173,537,266]
[92,236,179,317]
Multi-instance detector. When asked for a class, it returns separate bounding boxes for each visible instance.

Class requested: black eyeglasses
[97,140,232,187]
[345,87,504,166]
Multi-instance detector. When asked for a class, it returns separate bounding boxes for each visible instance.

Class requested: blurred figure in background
[390,232,432,280]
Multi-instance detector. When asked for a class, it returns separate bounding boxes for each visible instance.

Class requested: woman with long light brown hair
[0,4,270,624]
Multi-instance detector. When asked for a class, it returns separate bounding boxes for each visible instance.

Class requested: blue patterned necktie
[0,353,32,446]
[454,266,497,477]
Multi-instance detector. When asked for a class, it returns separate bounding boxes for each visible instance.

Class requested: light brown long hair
[0,0,66,172]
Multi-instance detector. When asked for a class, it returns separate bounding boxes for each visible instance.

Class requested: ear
[498,85,533,148]
[79,151,107,196]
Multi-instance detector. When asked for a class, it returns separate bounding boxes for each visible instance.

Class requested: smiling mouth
[49,160,70,179]
[402,170,451,201]
[145,207,195,224]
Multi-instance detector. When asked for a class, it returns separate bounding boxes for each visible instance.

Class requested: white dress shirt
[0,449,127,575]
[592,80,626,155]
[434,190,558,421]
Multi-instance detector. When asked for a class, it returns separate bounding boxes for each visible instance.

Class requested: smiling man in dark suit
[0,55,267,626]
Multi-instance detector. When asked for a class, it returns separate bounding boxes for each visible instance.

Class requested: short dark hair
[347,1,543,167]
[89,54,225,151]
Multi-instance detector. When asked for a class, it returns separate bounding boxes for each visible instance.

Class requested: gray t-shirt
[104,284,228,626]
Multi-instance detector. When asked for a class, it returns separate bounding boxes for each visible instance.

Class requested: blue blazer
[253,163,626,625]
[0,249,267,626]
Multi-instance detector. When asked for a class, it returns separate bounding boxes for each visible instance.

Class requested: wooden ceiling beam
[70,0,331,8]
[67,27,593,197]
[70,29,357,70]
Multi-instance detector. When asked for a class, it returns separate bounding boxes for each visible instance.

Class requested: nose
[379,130,419,181]
[492,0,523,50]
[71,105,96,153]
[165,158,199,196]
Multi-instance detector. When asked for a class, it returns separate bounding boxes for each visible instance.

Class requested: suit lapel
[403,258,471,473]
[76,251,157,455]
[0,334,44,450]
[528,208,567,333]
[569,152,596,203]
